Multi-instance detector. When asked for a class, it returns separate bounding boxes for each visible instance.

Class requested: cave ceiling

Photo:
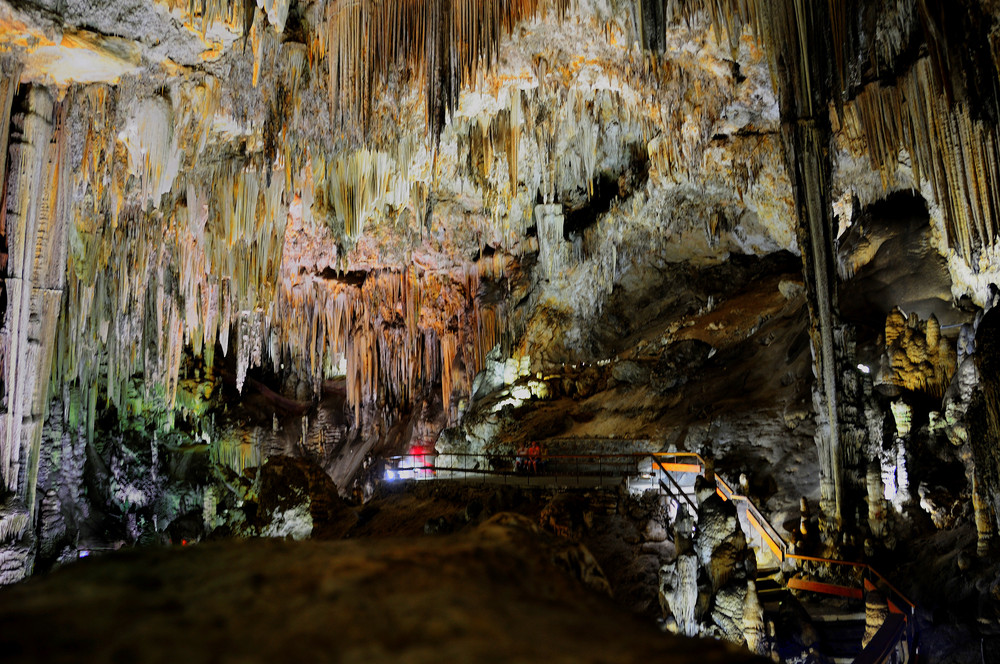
[0,0,806,439]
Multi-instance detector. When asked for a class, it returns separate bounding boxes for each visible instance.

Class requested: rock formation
[2,0,1000,660]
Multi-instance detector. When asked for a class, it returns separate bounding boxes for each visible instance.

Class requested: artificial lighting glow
[511,385,532,400]
[857,364,870,374]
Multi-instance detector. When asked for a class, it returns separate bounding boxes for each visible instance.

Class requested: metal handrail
[645,452,917,663]
[652,456,699,512]
[854,614,908,664]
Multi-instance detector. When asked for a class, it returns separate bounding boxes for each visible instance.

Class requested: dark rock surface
[0,514,765,664]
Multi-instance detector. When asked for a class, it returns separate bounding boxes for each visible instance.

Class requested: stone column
[0,83,70,584]
[0,85,69,517]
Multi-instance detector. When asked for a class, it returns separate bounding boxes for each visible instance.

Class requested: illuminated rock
[0,85,69,522]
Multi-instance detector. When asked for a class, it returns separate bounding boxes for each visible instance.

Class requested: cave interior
[1,0,1000,662]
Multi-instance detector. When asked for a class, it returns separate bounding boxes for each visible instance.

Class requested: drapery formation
[325,0,570,142]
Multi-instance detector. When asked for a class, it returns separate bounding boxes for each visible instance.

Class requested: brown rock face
[0,516,766,664]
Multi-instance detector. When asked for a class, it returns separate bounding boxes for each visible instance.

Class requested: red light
[181,539,188,546]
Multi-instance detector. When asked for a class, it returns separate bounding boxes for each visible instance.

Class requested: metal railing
[646,452,916,664]
[383,451,645,487]
[380,447,916,664]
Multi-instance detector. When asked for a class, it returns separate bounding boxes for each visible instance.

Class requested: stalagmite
[863,589,889,648]
[973,475,995,557]
[660,505,700,638]
[891,400,912,439]
[742,580,767,656]
[866,462,888,538]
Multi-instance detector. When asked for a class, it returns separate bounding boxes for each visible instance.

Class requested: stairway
[811,612,866,664]
[756,568,788,611]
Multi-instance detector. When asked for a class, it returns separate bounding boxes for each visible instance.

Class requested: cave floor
[0,511,765,664]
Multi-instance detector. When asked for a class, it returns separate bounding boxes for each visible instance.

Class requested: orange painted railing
[647,452,915,664]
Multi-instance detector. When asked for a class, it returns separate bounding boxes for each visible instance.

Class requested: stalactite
[117,97,179,210]
[458,84,652,242]
[324,0,569,143]
[841,58,1000,264]
[56,106,288,433]
[315,149,396,243]
[0,511,28,543]
[277,264,501,426]
[679,0,1000,266]
[166,0,291,37]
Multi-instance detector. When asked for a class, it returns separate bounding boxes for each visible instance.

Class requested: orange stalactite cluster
[277,265,501,424]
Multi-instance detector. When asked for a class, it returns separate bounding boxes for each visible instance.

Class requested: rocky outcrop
[695,491,746,592]
[0,512,764,664]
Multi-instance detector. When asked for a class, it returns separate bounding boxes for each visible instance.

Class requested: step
[757,584,785,594]
[811,611,867,623]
